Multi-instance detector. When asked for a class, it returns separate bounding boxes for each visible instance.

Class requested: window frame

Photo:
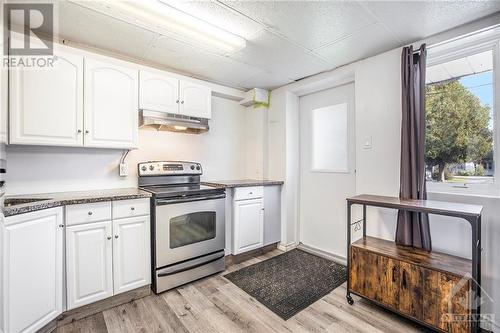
[425,34,500,195]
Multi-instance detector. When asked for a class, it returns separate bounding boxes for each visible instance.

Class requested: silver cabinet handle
[115,235,119,239]
[58,224,64,228]
[85,130,89,134]
[88,211,93,216]
[181,100,184,104]
[176,100,179,103]
[130,207,135,211]
[107,236,112,240]
[77,129,82,134]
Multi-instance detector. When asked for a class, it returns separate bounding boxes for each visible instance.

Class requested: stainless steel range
[138,161,226,294]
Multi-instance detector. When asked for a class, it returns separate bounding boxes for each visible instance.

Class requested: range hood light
[139,110,209,134]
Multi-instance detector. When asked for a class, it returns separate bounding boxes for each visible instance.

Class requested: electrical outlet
[119,163,129,177]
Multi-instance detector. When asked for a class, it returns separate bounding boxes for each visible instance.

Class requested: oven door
[154,194,225,268]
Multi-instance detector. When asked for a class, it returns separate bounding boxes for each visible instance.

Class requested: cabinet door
[66,221,113,310]
[139,70,179,113]
[10,49,84,146]
[112,215,151,295]
[2,208,63,333]
[233,198,264,254]
[84,57,138,149]
[179,81,211,119]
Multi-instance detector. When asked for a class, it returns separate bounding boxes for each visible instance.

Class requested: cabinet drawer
[113,198,150,219]
[234,186,263,200]
[66,202,111,225]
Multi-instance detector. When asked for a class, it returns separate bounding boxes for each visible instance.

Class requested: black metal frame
[346,199,482,333]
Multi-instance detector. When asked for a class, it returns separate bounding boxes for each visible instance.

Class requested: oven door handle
[156,193,226,205]
[157,251,225,277]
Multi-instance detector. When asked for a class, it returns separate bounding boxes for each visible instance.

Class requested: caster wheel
[346,295,354,305]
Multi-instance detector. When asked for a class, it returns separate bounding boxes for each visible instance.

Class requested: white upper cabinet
[1,208,63,333]
[9,49,84,146]
[84,57,139,149]
[139,70,179,114]
[180,81,212,119]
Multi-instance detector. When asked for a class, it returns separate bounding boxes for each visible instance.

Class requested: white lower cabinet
[231,185,282,255]
[112,216,151,295]
[65,200,150,310]
[1,208,64,333]
[66,221,113,310]
[233,197,264,255]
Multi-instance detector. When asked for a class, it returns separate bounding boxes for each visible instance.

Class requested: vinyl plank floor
[55,250,428,333]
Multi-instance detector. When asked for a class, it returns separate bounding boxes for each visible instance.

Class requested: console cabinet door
[179,81,211,119]
[233,198,264,254]
[139,70,179,113]
[66,221,113,310]
[10,49,84,146]
[2,208,63,333]
[112,215,151,295]
[84,57,138,149]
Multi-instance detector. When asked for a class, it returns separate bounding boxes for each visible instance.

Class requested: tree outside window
[425,50,494,185]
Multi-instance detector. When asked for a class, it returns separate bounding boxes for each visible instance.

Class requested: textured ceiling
[18,1,500,90]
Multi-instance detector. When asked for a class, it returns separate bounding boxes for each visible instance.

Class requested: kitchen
[1,1,500,333]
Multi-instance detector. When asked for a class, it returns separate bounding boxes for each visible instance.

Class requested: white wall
[5,97,264,195]
[268,16,500,331]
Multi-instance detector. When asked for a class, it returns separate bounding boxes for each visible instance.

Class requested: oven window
[169,211,216,249]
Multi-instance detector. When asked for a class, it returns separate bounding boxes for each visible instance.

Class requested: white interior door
[299,83,356,259]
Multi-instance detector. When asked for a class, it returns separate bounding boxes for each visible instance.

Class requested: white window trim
[426,31,500,196]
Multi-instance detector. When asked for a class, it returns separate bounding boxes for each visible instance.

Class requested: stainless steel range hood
[139,110,209,134]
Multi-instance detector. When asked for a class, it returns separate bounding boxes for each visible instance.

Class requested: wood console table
[346,194,483,333]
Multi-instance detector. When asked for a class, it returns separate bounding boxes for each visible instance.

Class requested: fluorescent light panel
[74,0,246,53]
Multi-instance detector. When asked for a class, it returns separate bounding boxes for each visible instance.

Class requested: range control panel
[138,161,202,176]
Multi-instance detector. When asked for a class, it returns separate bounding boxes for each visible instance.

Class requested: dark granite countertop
[202,179,284,188]
[2,188,152,217]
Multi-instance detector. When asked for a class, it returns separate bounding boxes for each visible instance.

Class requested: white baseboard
[297,243,347,266]
[277,242,298,252]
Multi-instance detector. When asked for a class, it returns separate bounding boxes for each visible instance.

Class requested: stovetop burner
[137,161,224,199]
[140,184,223,198]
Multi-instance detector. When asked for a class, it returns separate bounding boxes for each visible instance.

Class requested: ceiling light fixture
[73,0,246,54]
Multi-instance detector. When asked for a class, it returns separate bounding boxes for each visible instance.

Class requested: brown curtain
[396,44,432,251]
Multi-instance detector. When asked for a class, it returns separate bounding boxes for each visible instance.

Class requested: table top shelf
[347,194,482,219]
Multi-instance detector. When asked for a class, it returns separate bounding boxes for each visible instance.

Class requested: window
[425,45,497,191]
[311,103,348,172]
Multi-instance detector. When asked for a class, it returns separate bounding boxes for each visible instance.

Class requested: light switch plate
[119,163,128,177]
[363,136,372,149]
